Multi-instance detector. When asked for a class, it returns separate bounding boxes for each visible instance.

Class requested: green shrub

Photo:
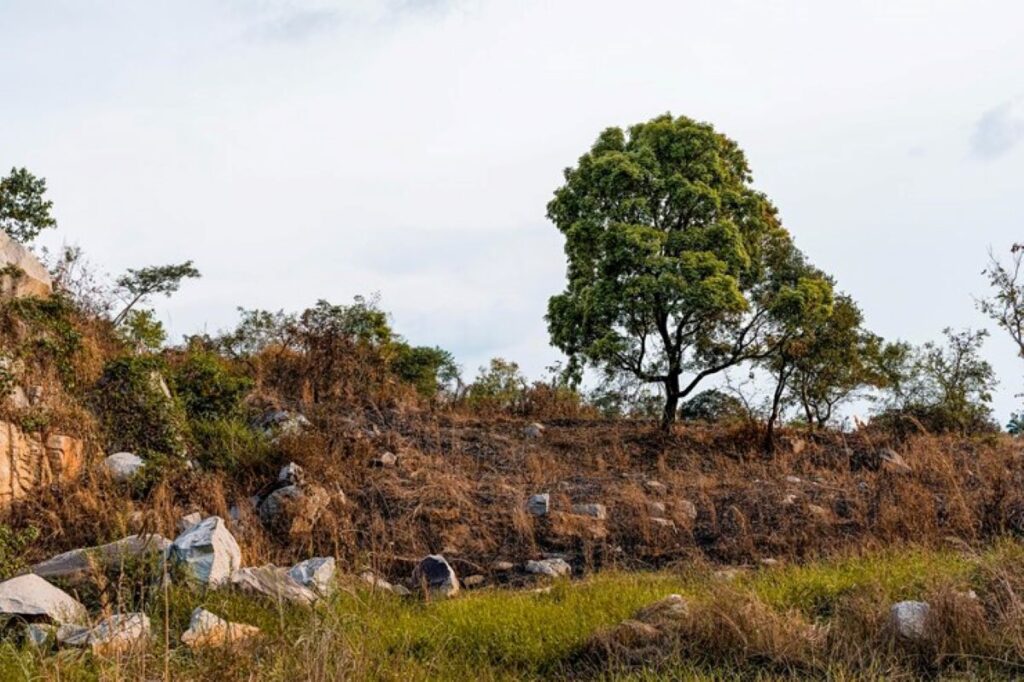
[0,525,38,580]
[679,389,749,424]
[191,417,271,471]
[171,347,252,421]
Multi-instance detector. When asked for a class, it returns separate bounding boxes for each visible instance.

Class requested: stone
[261,410,310,438]
[785,475,802,484]
[635,594,688,624]
[359,570,394,591]
[58,613,150,656]
[677,499,698,524]
[463,574,485,588]
[259,483,329,537]
[373,451,398,468]
[32,534,171,583]
[168,516,241,587]
[644,480,667,495]
[4,385,29,410]
[880,448,912,474]
[0,231,52,299]
[412,555,459,598]
[650,517,676,531]
[572,503,607,520]
[177,512,203,534]
[288,557,335,595]
[0,574,86,624]
[647,501,667,517]
[525,558,571,578]
[104,452,145,482]
[0,423,84,505]
[760,558,781,567]
[526,493,550,516]
[890,600,930,642]
[492,561,514,572]
[523,423,545,438]
[230,566,319,605]
[782,493,798,506]
[278,462,305,485]
[181,607,261,649]
[23,623,54,648]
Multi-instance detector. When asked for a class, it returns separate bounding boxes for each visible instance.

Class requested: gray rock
[230,565,318,605]
[359,570,394,591]
[492,561,515,572]
[288,557,335,595]
[0,574,87,624]
[890,601,930,642]
[259,483,329,535]
[168,516,241,587]
[104,452,145,482]
[412,555,459,598]
[527,493,550,516]
[23,623,54,647]
[177,512,203,534]
[880,448,912,474]
[374,451,398,468]
[262,411,310,439]
[278,462,304,485]
[572,503,607,520]
[181,607,261,649]
[58,613,150,655]
[463,574,485,588]
[525,558,571,578]
[32,534,170,583]
[644,480,667,495]
[678,499,698,524]
[523,423,545,438]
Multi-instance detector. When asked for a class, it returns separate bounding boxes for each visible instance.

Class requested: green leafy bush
[191,417,271,471]
[171,347,252,421]
[0,525,39,580]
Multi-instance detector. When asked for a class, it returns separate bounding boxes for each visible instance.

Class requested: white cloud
[972,98,1024,160]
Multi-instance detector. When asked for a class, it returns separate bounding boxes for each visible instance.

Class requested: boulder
[58,613,150,656]
[0,231,52,299]
[890,600,930,642]
[181,607,261,649]
[278,462,304,485]
[288,557,336,595]
[259,483,330,537]
[0,574,87,624]
[677,499,698,524]
[23,623,54,648]
[572,503,607,520]
[230,566,318,605]
[525,558,571,578]
[104,452,145,482]
[261,410,310,439]
[527,493,550,516]
[462,574,485,588]
[880,448,913,474]
[177,512,203,534]
[32,534,170,583]
[0,423,84,505]
[372,452,398,468]
[168,516,241,587]
[412,555,459,598]
[523,423,545,438]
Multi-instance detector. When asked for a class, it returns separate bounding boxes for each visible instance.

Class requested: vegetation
[0,167,56,244]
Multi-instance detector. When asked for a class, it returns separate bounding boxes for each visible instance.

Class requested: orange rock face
[0,421,83,504]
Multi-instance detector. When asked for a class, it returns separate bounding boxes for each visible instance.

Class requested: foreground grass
[2,541,1022,680]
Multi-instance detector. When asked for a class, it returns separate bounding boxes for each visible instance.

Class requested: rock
[782,493,798,506]
[0,230,52,299]
[230,566,318,605]
[791,438,806,455]
[373,451,398,468]
[23,623,54,648]
[0,423,84,505]
[890,600,930,642]
[647,501,667,517]
[644,480,667,495]
[635,594,688,624]
[391,584,412,597]
[4,384,29,410]
[760,558,781,567]
[168,516,241,587]
[650,517,676,531]
[181,607,261,649]
[288,557,335,595]
[492,561,514,572]
[278,462,304,485]
[880,448,912,474]
[572,503,607,520]
[785,475,802,484]
[177,512,203,534]
[523,423,545,438]
[32,534,171,583]
[525,558,571,578]
[104,452,145,482]
[261,410,310,438]
[259,484,329,537]
[526,493,550,516]
[463,574,485,588]
[677,499,698,524]
[58,613,150,656]
[359,570,394,591]
[412,555,460,598]
[0,574,87,624]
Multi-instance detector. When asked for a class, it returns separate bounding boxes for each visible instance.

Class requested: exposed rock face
[0,423,83,505]
[0,231,52,299]
[58,613,150,656]
[259,483,329,537]
[412,555,459,598]
[572,503,607,520]
[168,516,241,587]
[31,534,170,583]
[230,565,318,605]
[104,452,145,482]
[181,607,260,649]
[525,558,571,578]
[527,493,550,516]
[890,600,930,642]
[288,557,335,595]
[0,574,87,624]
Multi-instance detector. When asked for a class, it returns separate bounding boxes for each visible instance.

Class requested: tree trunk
[660,374,681,432]
[764,365,789,454]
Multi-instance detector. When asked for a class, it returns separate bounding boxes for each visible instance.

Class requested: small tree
[466,358,527,413]
[980,243,1024,358]
[0,168,56,244]
[546,113,822,430]
[112,261,201,325]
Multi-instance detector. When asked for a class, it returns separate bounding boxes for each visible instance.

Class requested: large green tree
[546,113,828,429]
[0,167,56,243]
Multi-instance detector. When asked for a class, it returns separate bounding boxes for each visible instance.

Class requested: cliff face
[0,231,52,299]
[0,422,83,504]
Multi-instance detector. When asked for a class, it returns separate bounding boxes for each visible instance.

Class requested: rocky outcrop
[0,574,87,624]
[31,534,170,583]
[0,231,52,299]
[0,422,84,505]
[58,613,150,656]
[168,516,241,587]
[230,565,318,605]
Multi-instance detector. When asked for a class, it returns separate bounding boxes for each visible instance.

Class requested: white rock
[181,607,261,649]
[678,499,698,524]
[32,534,170,582]
[59,613,150,655]
[0,230,52,298]
[572,503,607,520]
[104,452,145,482]
[177,512,203,534]
[412,555,459,598]
[523,423,545,438]
[288,557,336,595]
[525,558,571,578]
[374,452,398,467]
[278,462,304,485]
[527,493,550,516]
[890,600,931,642]
[168,516,241,587]
[0,574,86,624]
[230,566,318,605]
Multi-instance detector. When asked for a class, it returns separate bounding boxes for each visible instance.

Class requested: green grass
[1,542,1021,680]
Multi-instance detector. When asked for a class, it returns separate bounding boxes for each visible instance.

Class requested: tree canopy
[0,167,56,243]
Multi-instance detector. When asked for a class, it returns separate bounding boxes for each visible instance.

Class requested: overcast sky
[2,0,1023,420]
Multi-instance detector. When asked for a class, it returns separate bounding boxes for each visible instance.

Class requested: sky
[1,0,1023,420]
